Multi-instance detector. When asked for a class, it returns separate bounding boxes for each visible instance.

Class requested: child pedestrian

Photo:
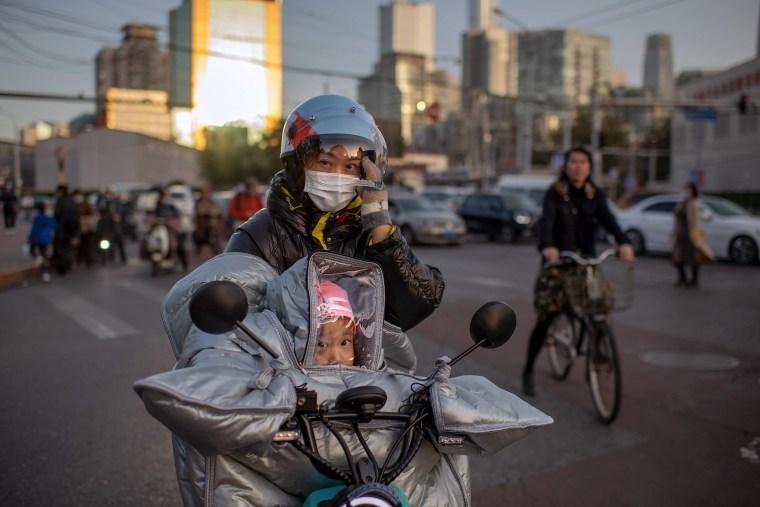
[28,201,56,282]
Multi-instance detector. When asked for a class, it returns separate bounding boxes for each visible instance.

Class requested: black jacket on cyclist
[537,176,629,255]
[225,171,444,331]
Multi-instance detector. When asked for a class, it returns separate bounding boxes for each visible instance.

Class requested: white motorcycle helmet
[280,95,387,192]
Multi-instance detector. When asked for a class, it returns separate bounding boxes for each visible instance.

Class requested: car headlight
[514,213,531,225]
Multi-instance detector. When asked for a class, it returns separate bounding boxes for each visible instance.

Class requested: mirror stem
[448,338,487,368]
[236,321,279,358]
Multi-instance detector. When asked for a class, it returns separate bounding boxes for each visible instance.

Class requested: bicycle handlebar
[559,248,618,266]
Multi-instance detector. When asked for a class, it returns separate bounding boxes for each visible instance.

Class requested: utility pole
[0,106,21,191]
[480,92,491,190]
[520,101,533,174]
[590,92,602,182]
[561,110,571,151]
[56,145,67,185]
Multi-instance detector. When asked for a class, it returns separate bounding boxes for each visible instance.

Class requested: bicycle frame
[545,249,623,423]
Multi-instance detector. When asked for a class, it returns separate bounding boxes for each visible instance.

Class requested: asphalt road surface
[1,239,758,506]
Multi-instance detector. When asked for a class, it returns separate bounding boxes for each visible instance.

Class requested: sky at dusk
[0,0,758,140]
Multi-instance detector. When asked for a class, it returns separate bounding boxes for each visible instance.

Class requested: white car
[613,194,760,265]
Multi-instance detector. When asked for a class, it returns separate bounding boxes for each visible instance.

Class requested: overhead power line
[579,0,688,29]
[546,0,646,28]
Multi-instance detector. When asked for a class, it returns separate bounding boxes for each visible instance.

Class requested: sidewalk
[0,218,40,290]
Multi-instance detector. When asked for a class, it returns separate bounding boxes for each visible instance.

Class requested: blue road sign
[684,107,718,122]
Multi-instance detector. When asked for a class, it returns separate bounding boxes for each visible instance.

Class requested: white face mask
[304,170,361,212]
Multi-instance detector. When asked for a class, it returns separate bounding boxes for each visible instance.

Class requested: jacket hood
[263,251,386,370]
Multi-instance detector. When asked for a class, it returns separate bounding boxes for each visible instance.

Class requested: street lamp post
[56,144,68,185]
[0,106,22,192]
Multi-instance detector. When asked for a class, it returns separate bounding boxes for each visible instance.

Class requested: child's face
[316,317,355,366]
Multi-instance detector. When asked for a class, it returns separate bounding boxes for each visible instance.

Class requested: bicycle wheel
[587,321,622,423]
[545,313,579,380]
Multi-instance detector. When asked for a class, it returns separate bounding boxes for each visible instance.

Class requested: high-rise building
[518,29,611,108]
[643,33,674,100]
[468,0,497,31]
[96,24,169,99]
[169,0,282,149]
[359,53,428,153]
[461,27,519,105]
[461,0,518,104]
[380,0,435,72]
[361,1,441,149]
[95,24,172,139]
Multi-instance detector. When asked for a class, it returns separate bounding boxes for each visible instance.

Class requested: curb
[0,262,40,290]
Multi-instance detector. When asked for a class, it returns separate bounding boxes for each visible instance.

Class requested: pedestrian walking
[193,183,225,255]
[73,189,97,267]
[28,201,56,282]
[227,177,264,230]
[1,182,19,234]
[52,184,79,276]
[672,182,713,288]
[20,192,34,222]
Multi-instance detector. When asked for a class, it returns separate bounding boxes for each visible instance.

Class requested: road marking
[32,286,139,340]
[640,350,739,370]
[740,437,760,465]
[115,279,169,304]
[466,276,520,289]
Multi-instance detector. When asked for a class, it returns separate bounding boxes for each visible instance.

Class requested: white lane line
[115,280,169,304]
[33,286,139,340]
[466,276,520,289]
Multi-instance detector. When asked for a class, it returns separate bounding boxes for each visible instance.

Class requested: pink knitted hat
[316,280,354,324]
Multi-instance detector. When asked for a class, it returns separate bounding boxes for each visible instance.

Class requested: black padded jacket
[224,171,445,331]
[537,177,629,256]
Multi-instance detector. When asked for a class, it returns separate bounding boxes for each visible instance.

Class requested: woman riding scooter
[224,94,444,333]
[142,189,189,274]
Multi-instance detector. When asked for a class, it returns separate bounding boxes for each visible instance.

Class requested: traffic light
[738,94,748,114]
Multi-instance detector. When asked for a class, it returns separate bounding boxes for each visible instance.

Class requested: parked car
[615,188,674,209]
[493,174,555,210]
[417,186,472,212]
[387,193,466,245]
[613,194,760,265]
[457,192,541,243]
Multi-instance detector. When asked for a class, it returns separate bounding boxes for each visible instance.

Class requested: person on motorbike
[96,186,127,265]
[224,94,444,332]
[135,250,552,507]
[152,188,189,271]
[522,146,634,397]
[192,183,224,255]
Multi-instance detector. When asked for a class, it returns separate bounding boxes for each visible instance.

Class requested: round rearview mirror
[189,280,248,334]
[469,301,517,349]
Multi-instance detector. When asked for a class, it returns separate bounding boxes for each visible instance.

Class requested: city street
[1,237,759,506]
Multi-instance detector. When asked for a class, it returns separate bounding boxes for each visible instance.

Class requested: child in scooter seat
[135,250,553,507]
[315,280,356,367]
